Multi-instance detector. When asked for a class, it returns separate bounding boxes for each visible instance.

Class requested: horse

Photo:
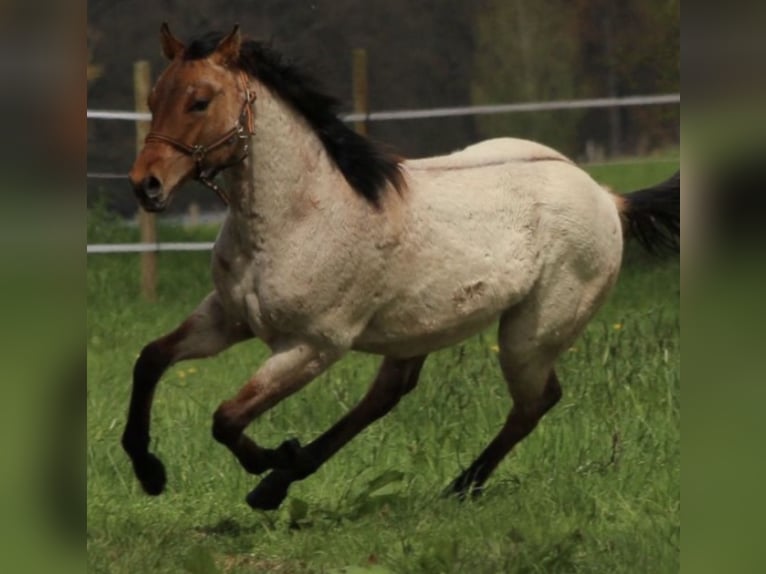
[123,24,680,511]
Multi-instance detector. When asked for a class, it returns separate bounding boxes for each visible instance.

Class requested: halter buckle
[191,145,206,164]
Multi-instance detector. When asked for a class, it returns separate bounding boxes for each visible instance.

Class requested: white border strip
[87,242,214,254]
[88,110,151,121]
[87,93,680,123]
[343,94,680,122]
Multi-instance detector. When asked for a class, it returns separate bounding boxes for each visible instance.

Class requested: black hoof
[237,437,304,476]
[246,472,290,511]
[133,452,167,496]
[273,438,302,467]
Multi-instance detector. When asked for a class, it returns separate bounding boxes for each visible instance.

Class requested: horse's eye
[189,99,210,112]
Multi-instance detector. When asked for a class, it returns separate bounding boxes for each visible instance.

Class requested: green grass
[87,160,679,573]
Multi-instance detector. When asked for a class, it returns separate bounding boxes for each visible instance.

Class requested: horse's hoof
[274,438,302,465]
[246,472,289,511]
[133,453,167,496]
[274,438,318,477]
[238,438,303,475]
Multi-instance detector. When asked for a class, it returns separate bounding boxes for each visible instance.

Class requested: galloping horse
[124,24,680,511]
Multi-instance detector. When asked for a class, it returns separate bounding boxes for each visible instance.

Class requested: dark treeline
[88,0,679,214]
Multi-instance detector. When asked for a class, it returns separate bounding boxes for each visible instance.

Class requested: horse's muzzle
[131,174,168,212]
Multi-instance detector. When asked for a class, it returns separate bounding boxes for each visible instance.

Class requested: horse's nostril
[142,176,162,199]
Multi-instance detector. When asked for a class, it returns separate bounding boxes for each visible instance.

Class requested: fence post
[187,202,200,227]
[352,48,368,135]
[134,60,157,301]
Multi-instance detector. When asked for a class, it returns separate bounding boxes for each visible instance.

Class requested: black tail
[620,170,680,254]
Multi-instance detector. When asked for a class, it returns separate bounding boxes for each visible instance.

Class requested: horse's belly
[353,314,497,357]
[353,276,522,357]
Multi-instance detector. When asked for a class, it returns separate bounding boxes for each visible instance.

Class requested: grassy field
[87,159,679,573]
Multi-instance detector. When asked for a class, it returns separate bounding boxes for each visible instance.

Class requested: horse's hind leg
[448,368,561,497]
[245,355,427,510]
[121,292,251,495]
[448,310,563,498]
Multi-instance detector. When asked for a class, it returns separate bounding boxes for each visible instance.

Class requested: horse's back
[403,140,619,269]
[404,137,571,172]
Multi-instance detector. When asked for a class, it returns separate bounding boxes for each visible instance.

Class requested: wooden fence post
[134,60,157,301]
[187,202,200,227]
[352,49,368,135]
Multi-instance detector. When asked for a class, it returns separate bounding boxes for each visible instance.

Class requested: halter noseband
[144,72,256,206]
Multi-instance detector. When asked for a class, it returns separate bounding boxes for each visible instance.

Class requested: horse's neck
[224,84,348,242]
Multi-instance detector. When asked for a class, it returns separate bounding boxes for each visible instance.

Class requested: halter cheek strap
[144,72,256,205]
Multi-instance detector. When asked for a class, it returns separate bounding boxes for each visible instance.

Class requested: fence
[87,57,679,299]
[87,92,680,184]
[87,93,679,124]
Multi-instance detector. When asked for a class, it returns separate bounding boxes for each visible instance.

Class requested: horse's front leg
[121,292,252,495]
[245,355,427,511]
[211,340,341,488]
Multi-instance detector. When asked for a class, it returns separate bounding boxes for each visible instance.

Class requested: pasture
[87,159,679,573]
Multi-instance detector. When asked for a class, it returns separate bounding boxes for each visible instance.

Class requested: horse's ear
[160,22,185,60]
[213,24,241,65]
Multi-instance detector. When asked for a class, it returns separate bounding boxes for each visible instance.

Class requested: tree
[471,0,585,156]
[571,0,680,155]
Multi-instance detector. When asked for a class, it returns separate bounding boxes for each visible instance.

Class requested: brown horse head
[129,24,254,211]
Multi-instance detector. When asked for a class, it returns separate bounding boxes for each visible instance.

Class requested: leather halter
[144,72,256,205]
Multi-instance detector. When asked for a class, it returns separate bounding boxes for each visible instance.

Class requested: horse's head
[129,24,254,212]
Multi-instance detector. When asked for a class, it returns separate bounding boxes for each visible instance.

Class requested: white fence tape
[343,94,680,122]
[87,93,679,123]
[87,242,215,254]
[88,172,126,180]
[88,110,151,121]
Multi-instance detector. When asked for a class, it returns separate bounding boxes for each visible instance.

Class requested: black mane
[184,32,403,204]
